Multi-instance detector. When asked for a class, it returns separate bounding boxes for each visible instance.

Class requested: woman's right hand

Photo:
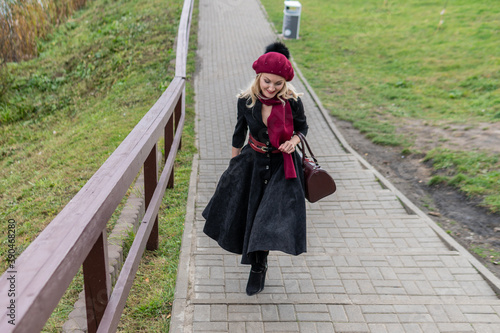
[232,147,242,158]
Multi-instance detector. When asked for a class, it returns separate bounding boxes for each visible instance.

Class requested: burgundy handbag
[297,132,336,203]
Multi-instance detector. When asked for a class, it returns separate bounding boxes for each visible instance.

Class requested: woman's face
[259,73,285,98]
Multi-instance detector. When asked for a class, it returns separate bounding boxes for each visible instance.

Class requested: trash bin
[283,1,302,39]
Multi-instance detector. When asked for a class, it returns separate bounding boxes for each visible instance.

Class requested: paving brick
[298,322,317,333]
[358,280,377,294]
[278,304,297,321]
[419,323,441,333]
[426,304,450,323]
[343,280,361,294]
[193,305,210,322]
[333,323,369,332]
[211,305,228,322]
[402,323,424,333]
[264,322,299,332]
[398,313,434,323]
[361,304,395,314]
[383,323,406,333]
[415,280,436,295]
[284,279,300,293]
[193,321,228,332]
[228,305,262,322]
[329,304,348,322]
[345,305,365,322]
[394,304,428,313]
[228,322,246,333]
[471,323,500,333]
[437,322,475,332]
[364,313,400,323]
[463,313,500,323]
[298,278,316,293]
[246,322,265,332]
[296,312,332,322]
[368,323,389,333]
[261,304,279,322]
[295,304,328,313]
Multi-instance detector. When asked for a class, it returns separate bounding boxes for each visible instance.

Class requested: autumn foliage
[0,0,87,63]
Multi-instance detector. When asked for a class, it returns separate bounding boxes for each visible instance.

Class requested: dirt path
[335,118,500,279]
[399,119,500,154]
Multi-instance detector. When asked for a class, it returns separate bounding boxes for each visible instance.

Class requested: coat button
[266,141,270,145]
[266,154,270,158]
[264,180,268,184]
[266,165,269,170]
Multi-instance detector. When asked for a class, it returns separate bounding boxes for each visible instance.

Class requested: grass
[261,0,500,212]
[0,0,183,265]
[0,0,197,330]
[472,246,500,265]
[425,148,500,212]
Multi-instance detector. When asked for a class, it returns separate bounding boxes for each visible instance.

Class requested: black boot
[246,251,268,296]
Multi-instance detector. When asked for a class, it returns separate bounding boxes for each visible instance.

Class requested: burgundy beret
[252,52,294,81]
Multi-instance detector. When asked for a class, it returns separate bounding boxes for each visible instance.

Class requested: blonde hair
[238,73,303,108]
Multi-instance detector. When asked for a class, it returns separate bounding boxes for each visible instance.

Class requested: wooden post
[83,231,111,333]
[165,114,175,189]
[145,144,159,251]
[175,90,184,150]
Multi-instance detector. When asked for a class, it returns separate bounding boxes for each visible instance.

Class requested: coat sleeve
[292,97,308,137]
[232,98,249,148]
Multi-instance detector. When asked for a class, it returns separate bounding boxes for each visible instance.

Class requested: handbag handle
[296,132,318,165]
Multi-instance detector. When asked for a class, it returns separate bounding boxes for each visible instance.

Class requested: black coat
[202,97,309,264]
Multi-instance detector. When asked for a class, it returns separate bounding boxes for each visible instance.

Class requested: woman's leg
[246,250,269,296]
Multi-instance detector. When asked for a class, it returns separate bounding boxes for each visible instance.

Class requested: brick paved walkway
[170,0,500,332]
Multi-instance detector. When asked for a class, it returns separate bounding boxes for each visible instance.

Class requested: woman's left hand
[279,140,296,154]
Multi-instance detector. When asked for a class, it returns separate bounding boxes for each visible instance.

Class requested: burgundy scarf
[260,97,296,179]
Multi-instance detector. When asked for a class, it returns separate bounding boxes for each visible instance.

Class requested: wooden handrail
[175,0,195,78]
[0,0,195,331]
[97,94,186,332]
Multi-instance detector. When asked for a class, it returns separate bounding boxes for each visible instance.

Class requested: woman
[202,42,308,296]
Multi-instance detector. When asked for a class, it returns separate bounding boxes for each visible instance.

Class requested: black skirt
[202,145,307,264]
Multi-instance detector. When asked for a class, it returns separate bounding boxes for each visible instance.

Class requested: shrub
[0,0,87,63]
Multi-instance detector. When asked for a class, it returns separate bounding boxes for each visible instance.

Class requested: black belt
[248,134,280,153]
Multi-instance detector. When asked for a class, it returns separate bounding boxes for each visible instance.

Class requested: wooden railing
[0,0,195,331]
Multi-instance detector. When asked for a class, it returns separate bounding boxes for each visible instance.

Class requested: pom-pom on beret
[265,42,290,59]
[252,43,294,81]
